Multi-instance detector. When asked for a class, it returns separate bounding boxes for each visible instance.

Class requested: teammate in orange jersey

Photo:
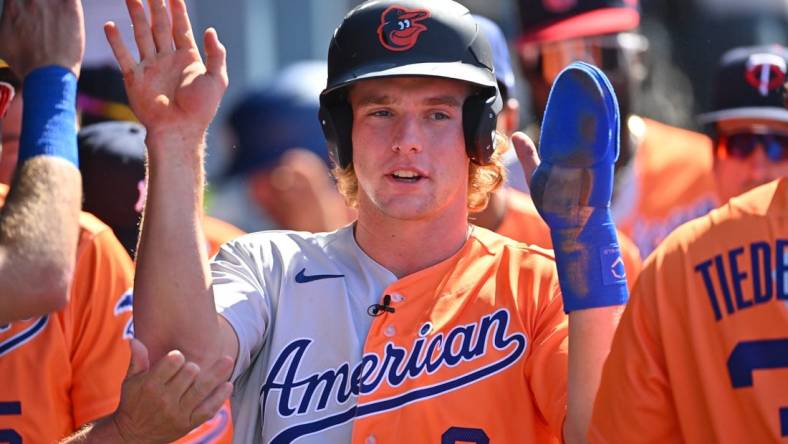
[471,14,642,286]
[591,178,788,443]
[71,0,629,442]
[513,0,719,257]
[699,45,788,205]
[0,1,140,442]
[0,0,85,323]
[590,47,788,443]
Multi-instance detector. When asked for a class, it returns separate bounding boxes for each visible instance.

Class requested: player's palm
[125,48,224,133]
[105,0,228,140]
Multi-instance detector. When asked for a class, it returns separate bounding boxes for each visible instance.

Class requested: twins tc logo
[744,52,786,97]
[377,5,430,52]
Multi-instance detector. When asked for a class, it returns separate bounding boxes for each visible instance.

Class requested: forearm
[0,147,81,323]
[563,305,624,444]
[133,132,223,365]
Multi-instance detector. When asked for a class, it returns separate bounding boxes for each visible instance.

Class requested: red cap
[517,0,640,45]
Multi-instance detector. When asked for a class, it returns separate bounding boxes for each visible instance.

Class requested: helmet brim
[697,107,788,125]
[321,61,499,98]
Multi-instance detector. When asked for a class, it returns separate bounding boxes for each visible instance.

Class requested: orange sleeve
[523,271,569,440]
[68,227,134,427]
[588,256,679,443]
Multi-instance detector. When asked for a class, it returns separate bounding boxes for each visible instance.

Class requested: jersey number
[727,338,788,437]
[442,426,489,444]
[0,401,21,444]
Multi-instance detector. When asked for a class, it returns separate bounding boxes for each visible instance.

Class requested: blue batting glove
[530,61,629,313]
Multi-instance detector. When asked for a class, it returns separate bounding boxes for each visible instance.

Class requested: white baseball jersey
[213,224,568,444]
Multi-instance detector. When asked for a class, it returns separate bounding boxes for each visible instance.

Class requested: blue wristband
[550,209,629,313]
[19,66,79,167]
[532,62,630,313]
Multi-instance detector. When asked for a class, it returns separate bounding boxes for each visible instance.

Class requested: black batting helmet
[319,0,502,168]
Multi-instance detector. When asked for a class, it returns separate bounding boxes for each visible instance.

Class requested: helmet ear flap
[319,94,354,169]
[463,91,500,165]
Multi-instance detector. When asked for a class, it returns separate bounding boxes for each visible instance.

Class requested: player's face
[350,76,470,221]
[713,119,788,202]
[0,93,21,185]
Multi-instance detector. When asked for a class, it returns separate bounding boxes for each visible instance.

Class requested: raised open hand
[105,0,228,144]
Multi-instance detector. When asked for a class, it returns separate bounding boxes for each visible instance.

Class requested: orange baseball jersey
[613,116,719,256]
[0,185,134,443]
[496,188,643,289]
[590,178,788,443]
[212,224,568,443]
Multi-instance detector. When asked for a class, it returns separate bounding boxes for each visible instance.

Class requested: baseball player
[72,0,628,442]
[0,35,132,443]
[514,0,720,257]
[590,46,788,443]
[0,0,85,323]
[0,3,139,442]
[470,14,643,287]
[590,182,787,443]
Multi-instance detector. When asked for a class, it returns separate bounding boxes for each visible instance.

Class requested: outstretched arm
[104,0,237,366]
[514,61,629,444]
[0,0,84,323]
[514,132,623,444]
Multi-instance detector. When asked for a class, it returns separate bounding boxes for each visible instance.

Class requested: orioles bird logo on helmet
[377,6,430,52]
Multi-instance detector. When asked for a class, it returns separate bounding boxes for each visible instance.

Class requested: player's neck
[354,203,470,278]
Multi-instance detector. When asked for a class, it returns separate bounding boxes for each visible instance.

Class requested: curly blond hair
[332,133,508,213]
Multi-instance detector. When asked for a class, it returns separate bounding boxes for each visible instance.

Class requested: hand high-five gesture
[105,0,228,144]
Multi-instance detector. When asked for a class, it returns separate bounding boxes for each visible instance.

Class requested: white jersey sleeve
[212,234,282,382]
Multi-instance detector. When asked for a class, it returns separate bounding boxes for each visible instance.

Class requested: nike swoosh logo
[295,268,344,283]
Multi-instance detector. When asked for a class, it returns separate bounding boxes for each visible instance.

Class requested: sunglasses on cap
[519,32,648,84]
[715,130,788,162]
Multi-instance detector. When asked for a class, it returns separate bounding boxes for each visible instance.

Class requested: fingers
[147,349,187,387]
[512,131,541,186]
[104,22,137,75]
[204,28,228,87]
[166,361,200,395]
[147,0,174,54]
[190,382,233,426]
[126,0,156,60]
[127,338,150,376]
[170,0,197,50]
[179,355,233,412]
